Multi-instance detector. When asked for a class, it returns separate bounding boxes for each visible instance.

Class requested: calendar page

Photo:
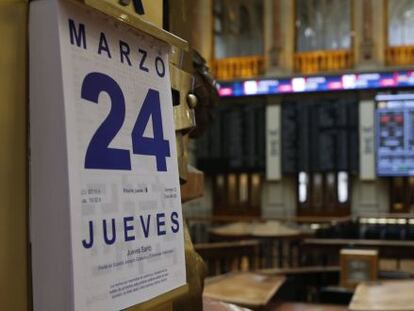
[57,1,185,310]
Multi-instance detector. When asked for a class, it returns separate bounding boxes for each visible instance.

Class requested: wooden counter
[349,280,414,310]
[274,302,348,311]
[203,297,252,311]
[203,272,286,308]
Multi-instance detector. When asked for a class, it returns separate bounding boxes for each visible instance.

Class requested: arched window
[239,5,251,35]
[388,0,414,46]
[295,0,351,52]
[214,0,263,59]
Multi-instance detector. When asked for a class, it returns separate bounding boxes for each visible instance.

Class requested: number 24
[81,72,170,171]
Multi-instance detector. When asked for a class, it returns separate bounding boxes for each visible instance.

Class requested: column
[353,0,386,68]
[265,0,295,75]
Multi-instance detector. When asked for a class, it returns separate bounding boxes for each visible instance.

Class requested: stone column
[261,96,296,218]
[141,0,163,28]
[265,0,295,75]
[354,0,386,68]
[191,0,213,62]
[169,0,213,64]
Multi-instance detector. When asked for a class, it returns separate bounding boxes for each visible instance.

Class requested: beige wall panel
[0,1,28,310]
[262,177,296,218]
[191,0,213,61]
[352,178,389,215]
[278,0,295,73]
[266,104,281,181]
[359,100,376,180]
[141,0,163,28]
[371,0,385,65]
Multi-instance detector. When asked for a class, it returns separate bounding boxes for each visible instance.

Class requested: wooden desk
[210,222,311,267]
[273,303,348,311]
[203,272,286,308]
[210,222,304,239]
[349,280,414,310]
[203,297,252,311]
[260,266,340,275]
[302,239,414,266]
[304,239,414,249]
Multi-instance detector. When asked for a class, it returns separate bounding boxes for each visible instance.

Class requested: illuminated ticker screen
[376,94,414,176]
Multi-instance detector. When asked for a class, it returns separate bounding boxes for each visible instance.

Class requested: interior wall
[261,177,297,218]
[185,1,395,220]
[262,91,392,218]
[0,1,29,310]
[352,178,390,216]
[190,91,393,219]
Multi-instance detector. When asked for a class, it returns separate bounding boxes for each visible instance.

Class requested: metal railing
[294,50,353,74]
[386,45,414,66]
[211,55,265,80]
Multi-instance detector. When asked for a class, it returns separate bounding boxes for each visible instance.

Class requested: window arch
[388,0,414,46]
[214,0,263,59]
[295,0,352,52]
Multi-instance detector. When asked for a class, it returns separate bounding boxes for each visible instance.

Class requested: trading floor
[3,1,414,311]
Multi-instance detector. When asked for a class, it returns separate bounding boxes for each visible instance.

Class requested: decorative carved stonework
[361,0,374,60]
[271,0,281,67]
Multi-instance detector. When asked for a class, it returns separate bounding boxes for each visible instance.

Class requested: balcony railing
[212,55,265,80]
[386,46,414,66]
[294,50,353,74]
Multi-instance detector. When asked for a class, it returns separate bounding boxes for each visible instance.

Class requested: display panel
[376,94,414,176]
[196,101,266,173]
[217,71,414,97]
[281,99,358,174]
